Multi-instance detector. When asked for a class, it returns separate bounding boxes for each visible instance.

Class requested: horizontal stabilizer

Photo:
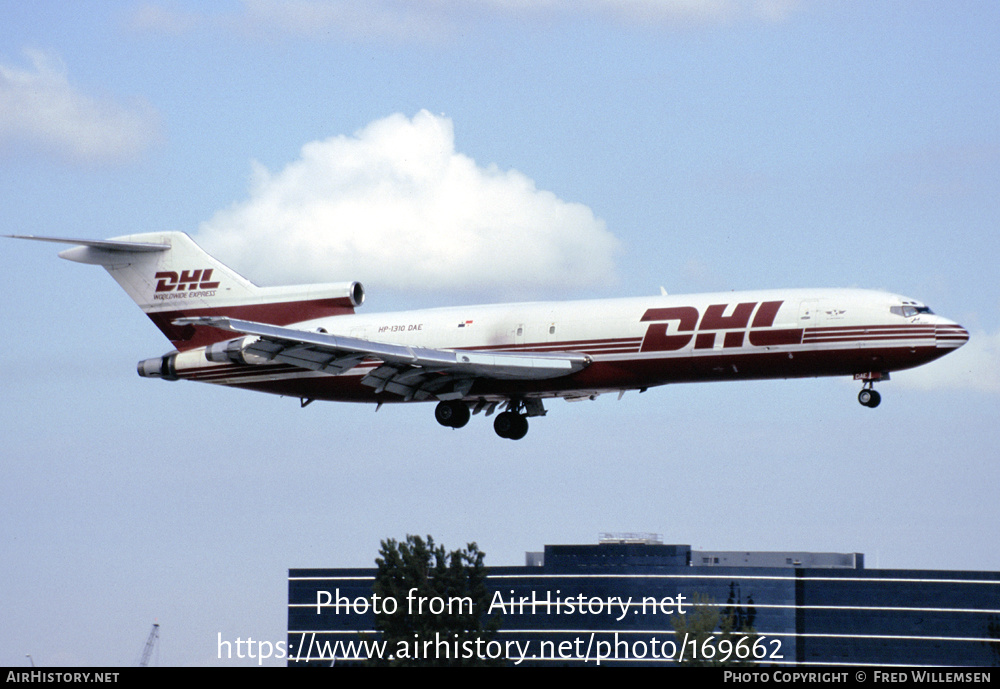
[5,234,170,256]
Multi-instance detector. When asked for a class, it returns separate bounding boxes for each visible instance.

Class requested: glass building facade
[287,542,1000,666]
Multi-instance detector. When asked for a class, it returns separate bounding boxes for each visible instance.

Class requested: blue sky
[2,0,998,667]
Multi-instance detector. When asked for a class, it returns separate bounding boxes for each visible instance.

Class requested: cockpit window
[890,305,934,317]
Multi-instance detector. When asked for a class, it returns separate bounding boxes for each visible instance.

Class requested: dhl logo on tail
[154,269,221,293]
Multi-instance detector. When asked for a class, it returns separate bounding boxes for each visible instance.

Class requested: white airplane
[9,232,969,439]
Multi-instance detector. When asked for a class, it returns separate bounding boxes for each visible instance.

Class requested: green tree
[368,534,501,666]
[671,591,759,667]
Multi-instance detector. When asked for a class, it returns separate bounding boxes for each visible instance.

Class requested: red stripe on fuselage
[210,342,951,403]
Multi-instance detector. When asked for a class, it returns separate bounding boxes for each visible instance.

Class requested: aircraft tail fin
[9,232,363,350]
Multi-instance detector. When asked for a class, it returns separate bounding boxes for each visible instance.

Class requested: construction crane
[138,623,160,667]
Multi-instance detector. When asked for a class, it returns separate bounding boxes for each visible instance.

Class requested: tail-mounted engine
[137,335,269,380]
[137,351,179,380]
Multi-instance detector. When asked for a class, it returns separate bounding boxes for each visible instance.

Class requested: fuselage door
[798,300,823,326]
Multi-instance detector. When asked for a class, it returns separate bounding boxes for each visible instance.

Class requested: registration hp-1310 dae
[10,232,969,439]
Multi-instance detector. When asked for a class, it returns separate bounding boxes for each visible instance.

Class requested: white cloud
[129,4,202,34]
[129,0,800,41]
[129,0,462,42]
[0,50,160,164]
[197,111,618,297]
[895,328,1000,393]
[585,0,801,24]
[240,0,454,41]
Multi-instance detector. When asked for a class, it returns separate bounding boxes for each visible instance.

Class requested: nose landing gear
[858,386,881,408]
[855,372,887,408]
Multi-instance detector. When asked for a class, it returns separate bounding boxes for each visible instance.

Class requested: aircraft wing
[174,316,591,401]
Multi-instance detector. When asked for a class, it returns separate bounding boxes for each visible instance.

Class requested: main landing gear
[493,410,529,440]
[434,398,535,440]
[434,400,471,428]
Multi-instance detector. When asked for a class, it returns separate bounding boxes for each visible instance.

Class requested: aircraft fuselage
[163,287,967,405]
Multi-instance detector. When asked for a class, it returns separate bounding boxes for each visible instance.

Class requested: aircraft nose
[935,323,970,349]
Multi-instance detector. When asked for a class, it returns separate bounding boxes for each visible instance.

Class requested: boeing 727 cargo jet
[9,232,969,439]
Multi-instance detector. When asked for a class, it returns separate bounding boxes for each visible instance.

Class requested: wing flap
[174,316,591,397]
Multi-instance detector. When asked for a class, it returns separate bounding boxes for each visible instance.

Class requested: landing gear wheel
[494,411,529,440]
[493,412,515,438]
[435,400,470,428]
[858,389,881,408]
[508,414,529,440]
